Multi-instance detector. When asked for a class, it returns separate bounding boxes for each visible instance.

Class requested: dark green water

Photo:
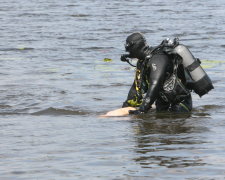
[0,0,225,179]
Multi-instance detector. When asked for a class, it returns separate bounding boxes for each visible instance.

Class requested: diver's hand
[129,110,144,115]
[122,101,129,108]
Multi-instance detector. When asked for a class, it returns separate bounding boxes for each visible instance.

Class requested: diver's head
[125,32,147,59]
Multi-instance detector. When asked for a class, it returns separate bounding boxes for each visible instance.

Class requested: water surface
[0,0,225,179]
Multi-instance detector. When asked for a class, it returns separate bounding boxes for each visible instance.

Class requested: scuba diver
[121,32,214,115]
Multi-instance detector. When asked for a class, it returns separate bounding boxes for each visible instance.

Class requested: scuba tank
[163,38,214,97]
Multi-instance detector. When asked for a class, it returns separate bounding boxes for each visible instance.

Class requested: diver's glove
[129,110,144,115]
[122,101,129,108]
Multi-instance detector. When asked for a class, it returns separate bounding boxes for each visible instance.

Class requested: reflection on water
[131,114,209,169]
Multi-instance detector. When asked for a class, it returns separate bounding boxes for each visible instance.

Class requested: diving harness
[121,38,214,98]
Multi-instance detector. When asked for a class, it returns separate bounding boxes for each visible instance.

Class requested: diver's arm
[122,59,143,108]
[122,81,137,107]
[121,53,138,107]
[132,54,169,113]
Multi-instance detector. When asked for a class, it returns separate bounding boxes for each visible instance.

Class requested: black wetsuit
[123,48,192,113]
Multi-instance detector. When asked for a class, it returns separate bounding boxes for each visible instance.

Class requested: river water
[0,0,225,179]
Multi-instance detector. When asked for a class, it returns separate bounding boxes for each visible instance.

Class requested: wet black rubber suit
[121,33,192,114]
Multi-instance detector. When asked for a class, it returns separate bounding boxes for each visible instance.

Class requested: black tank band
[186,60,200,72]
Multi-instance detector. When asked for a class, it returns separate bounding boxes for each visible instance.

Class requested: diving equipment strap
[186,60,201,72]
[160,57,190,103]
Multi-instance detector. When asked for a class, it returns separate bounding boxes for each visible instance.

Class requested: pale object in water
[101,104,156,117]
[100,107,136,117]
